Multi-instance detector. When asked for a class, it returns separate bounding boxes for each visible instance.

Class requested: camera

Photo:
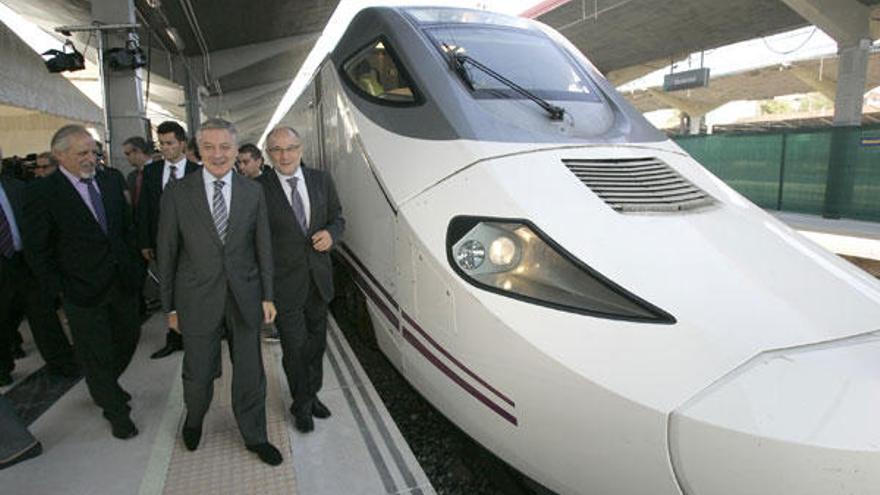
[42,40,85,73]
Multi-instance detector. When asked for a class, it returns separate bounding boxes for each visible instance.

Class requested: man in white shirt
[156,118,281,465]
[256,127,345,433]
[138,121,201,359]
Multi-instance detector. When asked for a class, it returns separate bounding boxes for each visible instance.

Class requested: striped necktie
[212,179,228,243]
[286,177,307,234]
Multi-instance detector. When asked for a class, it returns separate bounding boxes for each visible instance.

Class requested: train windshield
[425,25,599,103]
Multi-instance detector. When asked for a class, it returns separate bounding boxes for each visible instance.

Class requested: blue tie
[81,178,108,234]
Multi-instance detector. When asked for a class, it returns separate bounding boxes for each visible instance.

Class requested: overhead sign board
[664,68,710,92]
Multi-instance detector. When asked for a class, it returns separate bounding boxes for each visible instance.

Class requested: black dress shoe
[294,413,314,433]
[312,399,331,419]
[182,417,202,451]
[246,442,283,466]
[110,417,138,439]
[150,341,182,359]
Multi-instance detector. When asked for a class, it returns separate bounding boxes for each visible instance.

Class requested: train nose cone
[669,332,880,495]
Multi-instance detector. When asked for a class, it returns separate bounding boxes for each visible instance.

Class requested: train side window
[343,39,417,104]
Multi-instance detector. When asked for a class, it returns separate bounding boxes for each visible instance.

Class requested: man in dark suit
[259,127,345,433]
[157,118,282,465]
[0,150,78,385]
[139,121,200,359]
[23,126,143,439]
[122,136,152,216]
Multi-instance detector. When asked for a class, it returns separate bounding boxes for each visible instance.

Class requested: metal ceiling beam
[646,89,723,118]
[779,0,871,45]
[606,58,671,86]
[192,32,319,81]
[202,80,289,113]
[787,64,837,100]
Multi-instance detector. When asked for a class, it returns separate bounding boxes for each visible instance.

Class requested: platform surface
[1,313,433,495]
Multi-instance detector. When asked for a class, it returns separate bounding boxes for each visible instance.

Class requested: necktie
[133,170,143,207]
[212,179,228,243]
[0,201,14,258]
[287,177,307,234]
[167,165,178,187]
[81,178,108,234]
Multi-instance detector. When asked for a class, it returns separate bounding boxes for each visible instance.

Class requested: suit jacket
[0,176,25,281]
[138,159,200,250]
[157,171,273,332]
[256,164,344,310]
[22,169,144,307]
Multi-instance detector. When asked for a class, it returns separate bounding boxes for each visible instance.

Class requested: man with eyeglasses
[258,126,344,433]
[0,148,78,386]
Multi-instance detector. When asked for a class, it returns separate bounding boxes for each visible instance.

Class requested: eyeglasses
[267,144,302,154]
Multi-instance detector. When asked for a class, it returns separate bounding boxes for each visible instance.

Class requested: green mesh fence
[675,125,880,222]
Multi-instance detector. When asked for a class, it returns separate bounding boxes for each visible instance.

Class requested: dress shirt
[275,166,310,229]
[203,168,232,216]
[162,157,187,189]
[0,181,23,251]
[60,166,103,224]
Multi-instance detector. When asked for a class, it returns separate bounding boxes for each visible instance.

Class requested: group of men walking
[0,117,344,467]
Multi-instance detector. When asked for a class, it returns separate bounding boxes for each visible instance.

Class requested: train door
[318,62,404,369]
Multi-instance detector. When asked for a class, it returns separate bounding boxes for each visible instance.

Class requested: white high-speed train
[281,6,880,495]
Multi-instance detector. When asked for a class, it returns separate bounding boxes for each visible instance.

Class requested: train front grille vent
[563,157,715,213]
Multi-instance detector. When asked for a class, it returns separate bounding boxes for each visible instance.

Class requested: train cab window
[343,40,417,104]
[426,26,599,103]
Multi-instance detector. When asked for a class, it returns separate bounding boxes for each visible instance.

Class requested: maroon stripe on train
[338,251,400,330]
[401,311,515,408]
[339,245,517,422]
[402,327,518,426]
[339,243,399,309]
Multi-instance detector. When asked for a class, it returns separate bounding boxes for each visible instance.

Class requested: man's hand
[167,312,180,334]
[311,230,333,252]
[262,301,277,324]
[142,248,155,261]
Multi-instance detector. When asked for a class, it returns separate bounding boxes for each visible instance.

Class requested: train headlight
[488,236,518,267]
[447,217,675,323]
[456,240,486,270]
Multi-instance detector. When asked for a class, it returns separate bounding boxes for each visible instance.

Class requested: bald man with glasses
[258,126,344,433]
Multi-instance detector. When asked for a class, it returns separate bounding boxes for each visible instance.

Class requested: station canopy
[529,0,880,85]
[2,0,879,145]
[1,0,338,144]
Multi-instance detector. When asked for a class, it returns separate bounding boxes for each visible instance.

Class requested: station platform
[773,211,880,261]
[1,313,434,495]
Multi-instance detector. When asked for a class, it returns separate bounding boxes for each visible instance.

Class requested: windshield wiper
[442,44,565,121]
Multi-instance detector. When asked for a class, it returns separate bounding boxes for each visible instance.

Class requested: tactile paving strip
[161,341,297,495]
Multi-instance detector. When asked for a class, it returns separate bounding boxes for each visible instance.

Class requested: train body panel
[278,6,880,495]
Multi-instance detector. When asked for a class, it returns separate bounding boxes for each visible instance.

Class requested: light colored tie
[212,179,228,243]
[286,177,308,234]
